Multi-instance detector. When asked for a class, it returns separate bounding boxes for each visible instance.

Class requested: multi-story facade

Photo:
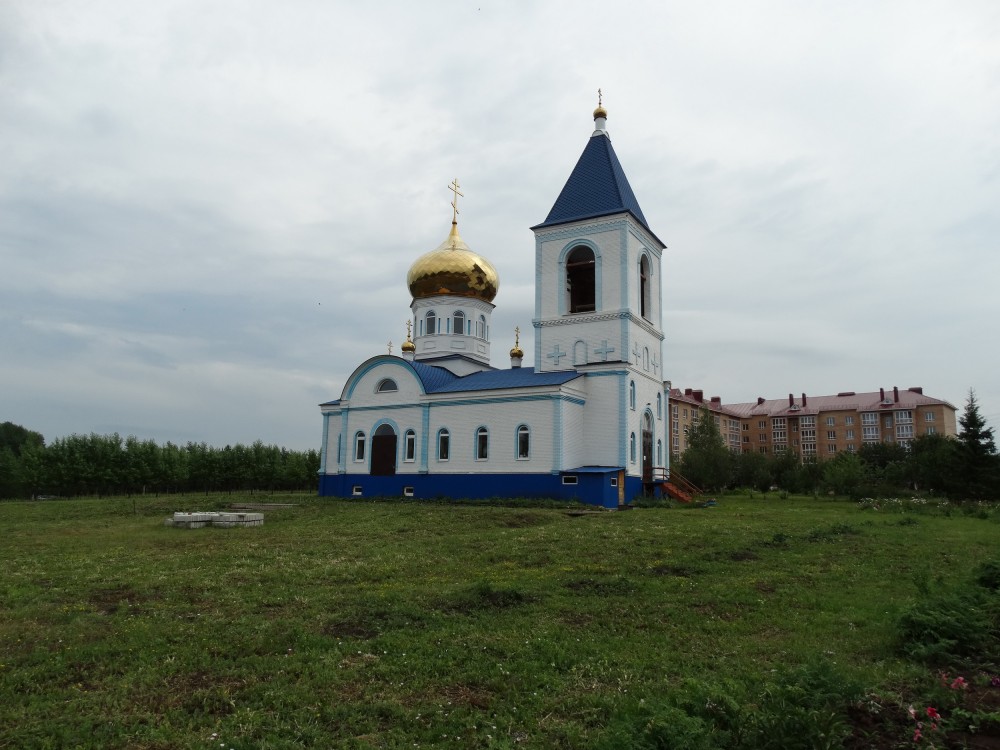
[669,385,957,459]
[667,385,742,456]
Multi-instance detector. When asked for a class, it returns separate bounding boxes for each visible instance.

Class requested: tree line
[676,389,1000,500]
[0,423,320,499]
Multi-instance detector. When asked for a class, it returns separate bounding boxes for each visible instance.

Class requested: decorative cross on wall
[547,344,567,365]
[594,340,615,361]
[651,353,659,375]
[632,342,642,365]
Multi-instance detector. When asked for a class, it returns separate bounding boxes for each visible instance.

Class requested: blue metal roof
[408,360,461,392]
[426,366,581,393]
[532,133,658,242]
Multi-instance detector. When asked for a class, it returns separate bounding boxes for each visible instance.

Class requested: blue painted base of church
[317,472,643,509]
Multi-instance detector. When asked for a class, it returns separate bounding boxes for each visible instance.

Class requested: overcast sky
[2,0,999,451]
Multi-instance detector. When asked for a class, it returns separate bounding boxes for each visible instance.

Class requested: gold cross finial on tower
[514,326,520,347]
[448,178,463,224]
[598,88,602,107]
[406,319,412,340]
[387,340,393,355]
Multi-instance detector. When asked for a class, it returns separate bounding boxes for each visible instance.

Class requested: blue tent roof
[532,133,660,244]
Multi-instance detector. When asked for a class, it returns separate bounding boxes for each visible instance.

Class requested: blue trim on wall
[343,357,428,400]
[552,398,563,472]
[618,373,627,467]
[420,404,430,474]
[345,393,585,412]
[320,413,330,474]
[318,471,631,509]
[338,411,349,472]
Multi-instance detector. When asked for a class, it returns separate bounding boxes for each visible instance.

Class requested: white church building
[318,104,668,508]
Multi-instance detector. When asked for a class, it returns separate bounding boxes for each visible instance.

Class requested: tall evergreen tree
[678,406,731,491]
[956,388,999,499]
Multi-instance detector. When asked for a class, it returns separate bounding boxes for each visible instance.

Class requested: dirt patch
[649,564,698,578]
[88,584,159,615]
[499,512,551,528]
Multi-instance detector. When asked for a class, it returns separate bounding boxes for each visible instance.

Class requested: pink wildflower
[926,706,940,720]
[950,676,968,690]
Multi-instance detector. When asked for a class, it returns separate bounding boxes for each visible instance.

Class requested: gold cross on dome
[598,88,602,107]
[405,319,412,340]
[448,178,463,223]
[514,326,520,347]
[387,340,393,354]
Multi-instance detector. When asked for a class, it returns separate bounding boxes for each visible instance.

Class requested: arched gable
[341,356,427,402]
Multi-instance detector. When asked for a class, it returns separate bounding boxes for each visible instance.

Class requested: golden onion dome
[509,343,524,358]
[407,222,499,303]
[401,338,416,353]
[593,104,608,119]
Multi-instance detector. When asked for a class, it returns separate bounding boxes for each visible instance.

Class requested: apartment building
[667,386,743,456]
[725,386,957,457]
[668,385,957,459]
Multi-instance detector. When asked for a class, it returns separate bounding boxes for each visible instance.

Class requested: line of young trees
[0,423,320,499]
[676,389,1000,500]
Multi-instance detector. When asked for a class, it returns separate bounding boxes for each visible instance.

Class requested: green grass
[1,493,997,748]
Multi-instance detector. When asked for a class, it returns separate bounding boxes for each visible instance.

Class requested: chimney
[693,390,704,403]
[802,393,807,406]
[710,396,721,405]
[908,386,923,395]
[684,388,692,396]
[789,393,794,406]
[880,387,885,401]
[757,397,765,406]
[893,386,899,403]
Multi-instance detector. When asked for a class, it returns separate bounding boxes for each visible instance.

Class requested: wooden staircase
[649,469,702,503]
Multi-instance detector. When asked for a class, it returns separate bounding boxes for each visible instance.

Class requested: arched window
[630,432,636,463]
[476,427,489,460]
[566,246,596,313]
[426,310,437,335]
[376,378,398,393]
[404,429,416,462]
[354,431,366,462]
[639,255,651,320]
[656,393,662,419]
[516,425,530,459]
[437,429,450,461]
[453,310,465,335]
[573,340,587,365]
[477,314,486,339]
[629,380,636,410]
[643,347,650,371]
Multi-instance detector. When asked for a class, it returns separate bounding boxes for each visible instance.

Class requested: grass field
[1,493,998,749]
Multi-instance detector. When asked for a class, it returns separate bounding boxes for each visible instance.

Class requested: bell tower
[530,103,665,378]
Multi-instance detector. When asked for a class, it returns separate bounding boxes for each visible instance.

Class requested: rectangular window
[800,416,816,428]
[827,444,837,453]
[847,444,856,452]
[772,417,787,428]
[742,435,750,443]
[404,432,415,462]
[672,405,678,418]
[562,475,578,485]
[672,420,679,433]
[862,412,877,425]
[826,416,836,426]
[846,415,855,426]
[802,442,817,455]
[925,412,936,422]
[897,424,914,439]
[896,410,913,424]
[862,426,879,441]
[801,429,816,439]
[759,434,767,442]
[772,430,787,442]
[827,430,836,440]
[846,429,854,440]
[884,416,893,428]
[926,426,936,435]
[352,485,363,496]
[742,423,749,431]
[683,408,688,419]
[610,477,618,487]
[403,486,414,497]
[758,420,766,429]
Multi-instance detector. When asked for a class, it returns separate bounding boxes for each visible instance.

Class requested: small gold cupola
[509,326,524,368]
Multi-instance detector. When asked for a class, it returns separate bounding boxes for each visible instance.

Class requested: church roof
[410,361,581,393]
[532,132,660,244]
